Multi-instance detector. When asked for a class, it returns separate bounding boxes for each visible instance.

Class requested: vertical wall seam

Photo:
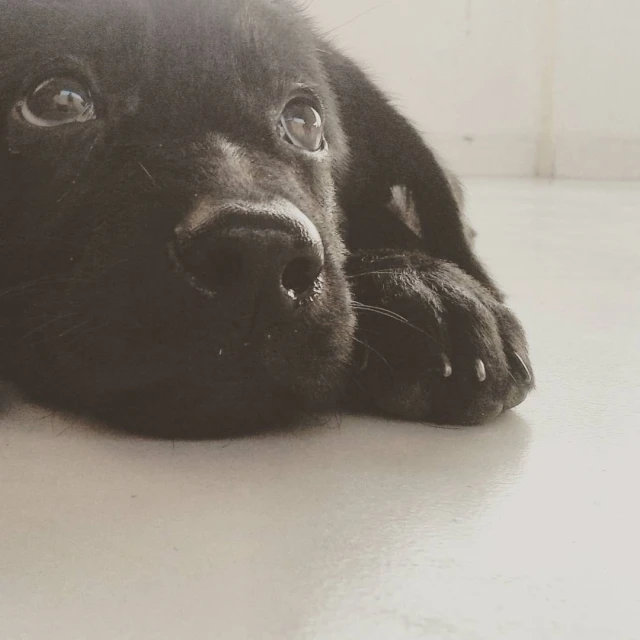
[536,0,558,178]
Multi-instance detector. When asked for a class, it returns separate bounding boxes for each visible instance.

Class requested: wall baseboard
[429,133,640,180]
[555,136,640,181]
[427,134,538,178]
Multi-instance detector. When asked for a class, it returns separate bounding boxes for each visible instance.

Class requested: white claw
[475,359,487,382]
[515,353,532,383]
[443,356,453,378]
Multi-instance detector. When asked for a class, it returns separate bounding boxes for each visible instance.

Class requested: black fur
[0,0,534,438]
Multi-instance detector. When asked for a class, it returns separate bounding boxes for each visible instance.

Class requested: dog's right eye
[17,77,96,128]
[280,99,325,153]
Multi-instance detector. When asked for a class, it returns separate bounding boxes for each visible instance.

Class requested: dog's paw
[348,252,534,425]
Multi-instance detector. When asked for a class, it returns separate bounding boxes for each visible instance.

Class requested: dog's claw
[442,355,453,378]
[514,353,532,383]
[475,359,487,382]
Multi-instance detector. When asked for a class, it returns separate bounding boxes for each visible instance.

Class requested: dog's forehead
[147,0,324,102]
[4,0,325,108]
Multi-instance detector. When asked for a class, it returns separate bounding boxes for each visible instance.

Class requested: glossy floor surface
[2,181,639,639]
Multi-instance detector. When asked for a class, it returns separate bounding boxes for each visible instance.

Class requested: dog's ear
[319,45,500,297]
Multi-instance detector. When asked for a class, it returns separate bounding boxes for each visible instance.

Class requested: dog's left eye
[280,100,325,152]
[18,77,96,128]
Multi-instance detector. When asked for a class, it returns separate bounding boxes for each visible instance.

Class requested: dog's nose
[172,201,325,320]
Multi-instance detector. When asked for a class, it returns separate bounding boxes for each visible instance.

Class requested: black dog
[0,0,534,438]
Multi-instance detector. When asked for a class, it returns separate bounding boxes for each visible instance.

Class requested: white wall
[554,0,640,179]
[307,0,640,180]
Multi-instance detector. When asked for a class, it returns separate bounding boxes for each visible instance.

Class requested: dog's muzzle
[171,199,325,331]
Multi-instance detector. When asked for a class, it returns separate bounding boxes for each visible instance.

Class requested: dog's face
[0,0,356,436]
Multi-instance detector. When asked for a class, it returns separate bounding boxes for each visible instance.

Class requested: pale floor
[1,180,639,640]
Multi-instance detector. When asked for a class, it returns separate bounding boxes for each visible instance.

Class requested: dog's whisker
[59,320,113,346]
[321,2,391,37]
[352,301,413,326]
[353,302,441,345]
[352,336,394,372]
[0,239,79,249]
[0,274,100,298]
[18,312,82,342]
[24,318,113,349]
[0,280,77,299]
[347,270,404,280]
[137,161,159,189]
[56,319,95,340]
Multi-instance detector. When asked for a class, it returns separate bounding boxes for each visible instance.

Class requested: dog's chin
[82,379,328,441]
[76,368,347,441]
[16,311,356,440]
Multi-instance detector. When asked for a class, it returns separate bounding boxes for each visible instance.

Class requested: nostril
[281,256,323,297]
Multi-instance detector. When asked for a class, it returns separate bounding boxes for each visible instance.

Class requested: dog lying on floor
[0,0,534,438]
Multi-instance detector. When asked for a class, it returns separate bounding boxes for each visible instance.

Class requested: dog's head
[0,0,357,437]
